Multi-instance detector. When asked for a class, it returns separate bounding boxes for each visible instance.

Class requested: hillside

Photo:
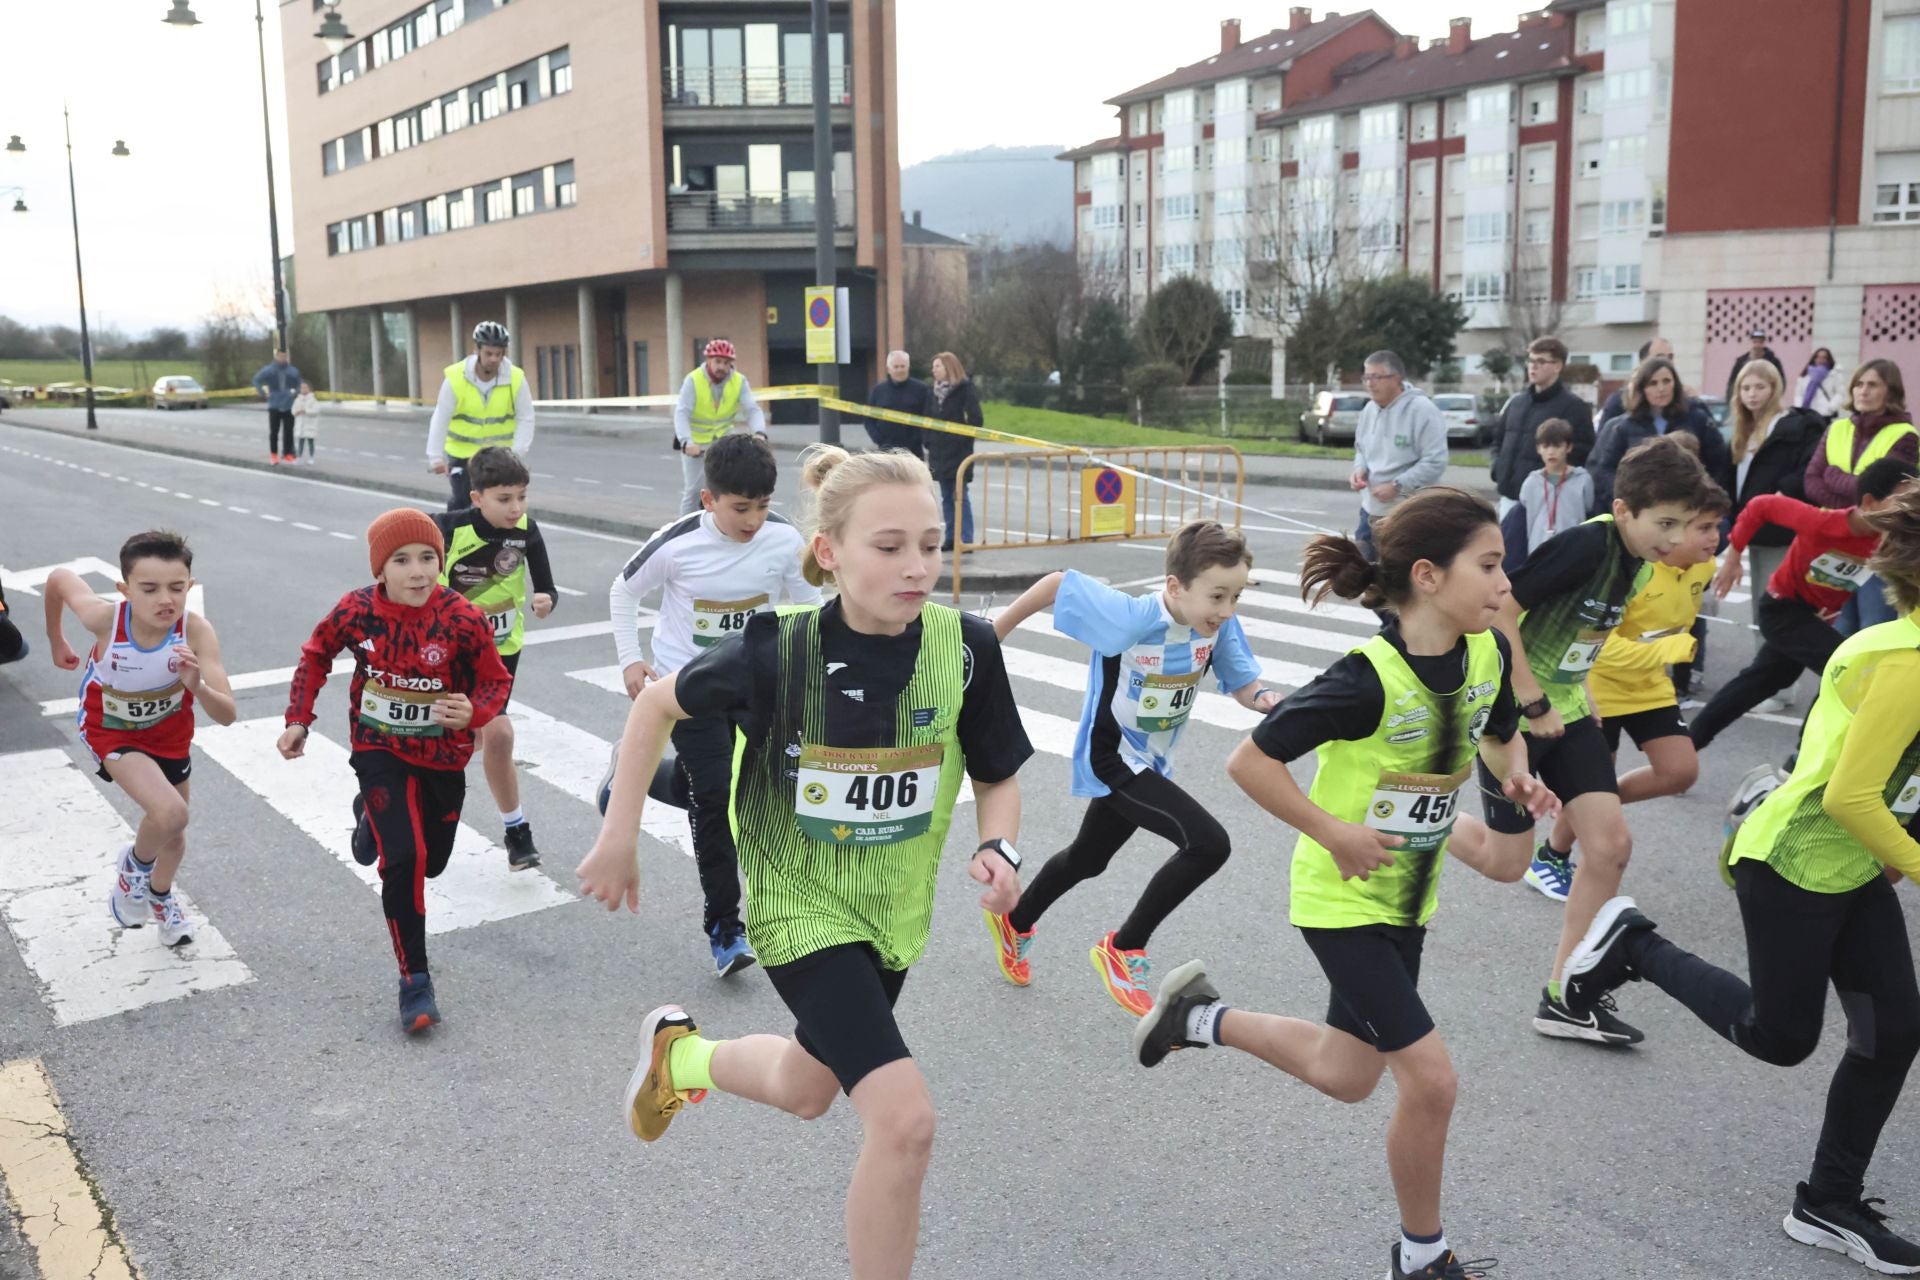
[900,144,1073,248]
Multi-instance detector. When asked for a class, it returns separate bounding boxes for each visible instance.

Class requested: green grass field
[0,359,210,392]
[982,401,1490,466]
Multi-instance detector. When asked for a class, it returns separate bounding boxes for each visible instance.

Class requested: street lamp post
[165,1,355,352]
[1,187,25,214]
[58,107,129,432]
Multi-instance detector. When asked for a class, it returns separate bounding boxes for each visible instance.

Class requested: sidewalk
[322,400,1500,497]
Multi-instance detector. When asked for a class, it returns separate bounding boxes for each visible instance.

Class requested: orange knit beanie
[366,508,445,577]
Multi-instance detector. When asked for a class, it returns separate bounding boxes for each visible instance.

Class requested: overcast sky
[3,1,1526,335]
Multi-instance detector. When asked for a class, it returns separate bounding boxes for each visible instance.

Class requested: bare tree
[1244,175,1404,382]
[1495,241,1567,356]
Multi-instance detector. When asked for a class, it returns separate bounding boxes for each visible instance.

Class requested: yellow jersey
[1587,558,1715,718]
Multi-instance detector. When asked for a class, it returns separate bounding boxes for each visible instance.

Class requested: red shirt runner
[1729,494,1881,622]
[285,584,511,770]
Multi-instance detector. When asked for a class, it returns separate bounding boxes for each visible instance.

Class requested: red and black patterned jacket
[285,584,511,771]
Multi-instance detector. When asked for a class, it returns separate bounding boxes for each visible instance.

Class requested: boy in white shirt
[606,433,820,976]
[292,382,320,465]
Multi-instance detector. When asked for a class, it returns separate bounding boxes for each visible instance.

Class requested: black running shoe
[1531,986,1643,1046]
[351,794,378,866]
[398,973,440,1034]
[1784,1183,1920,1274]
[504,821,541,871]
[1131,958,1219,1068]
[1390,1244,1499,1278]
[1562,895,1656,1015]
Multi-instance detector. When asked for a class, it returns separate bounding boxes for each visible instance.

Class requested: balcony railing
[663,65,851,108]
[667,190,855,231]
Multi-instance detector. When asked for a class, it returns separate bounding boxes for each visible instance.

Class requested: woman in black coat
[926,351,983,550]
[1586,356,1732,514]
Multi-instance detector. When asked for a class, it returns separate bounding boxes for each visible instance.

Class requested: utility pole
[810,0,839,443]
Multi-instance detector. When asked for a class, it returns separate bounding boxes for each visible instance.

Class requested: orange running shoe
[983,909,1035,986]
[624,1004,704,1142]
[1089,931,1153,1016]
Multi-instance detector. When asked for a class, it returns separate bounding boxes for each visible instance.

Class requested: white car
[1299,391,1370,445]
[1432,393,1481,443]
[153,376,208,410]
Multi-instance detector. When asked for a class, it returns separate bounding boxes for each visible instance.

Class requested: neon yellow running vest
[1290,631,1504,929]
[728,604,969,969]
[1824,417,1918,473]
[440,515,531,656]
[1732,611,1920,894]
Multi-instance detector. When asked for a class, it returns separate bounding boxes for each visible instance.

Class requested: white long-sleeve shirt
[609,510,819,675]
[426,355,537,461]
[673,369,766,446]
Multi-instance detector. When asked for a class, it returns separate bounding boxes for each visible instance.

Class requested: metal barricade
[947,446,1245,600]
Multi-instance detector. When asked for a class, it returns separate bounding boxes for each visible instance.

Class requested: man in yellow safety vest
[673,338,767,515]
[428,321,536,510]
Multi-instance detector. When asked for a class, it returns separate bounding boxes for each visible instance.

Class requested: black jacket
[1586,400,1734,514]
[1725,348,1785,403]
[1730,407,1827,548]
[1490,382,1596,500]
[926,379,983,482]
[862,376,933,457]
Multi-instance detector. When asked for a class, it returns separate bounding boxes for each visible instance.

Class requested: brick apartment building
[280,0,904,409]
[1064,1,1920,396]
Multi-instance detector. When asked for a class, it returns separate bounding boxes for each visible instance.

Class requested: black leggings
[671,713,743,933]
[352,751,464,978]
[1007,769,1229,950]
[1625,860,1920,1203]
[1689,594,1842,750]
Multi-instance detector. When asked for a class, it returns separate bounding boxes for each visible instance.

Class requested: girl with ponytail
[1133,487,1559,1280]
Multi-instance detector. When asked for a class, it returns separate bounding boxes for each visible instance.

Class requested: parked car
[1432,393,1481,444]
[1298,391,1370,445]
[153,376,209,410]
[1696,394,1729,428]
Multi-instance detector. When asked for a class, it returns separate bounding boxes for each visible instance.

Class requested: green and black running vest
[1517,514,1650,722]
[728,603,969,969]
[1290,631,1503,929]
[440,514,532,656]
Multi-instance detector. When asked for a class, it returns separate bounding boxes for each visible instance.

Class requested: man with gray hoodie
[1348,350,1451,560]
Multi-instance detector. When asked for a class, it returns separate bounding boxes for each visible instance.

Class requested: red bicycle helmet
[704,338,736,360]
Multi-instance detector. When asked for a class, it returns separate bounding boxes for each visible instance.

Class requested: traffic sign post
[1078,465,1137,539]
[804,287,836,364]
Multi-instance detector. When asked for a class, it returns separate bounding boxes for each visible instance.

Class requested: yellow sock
[666,1033,717,1093]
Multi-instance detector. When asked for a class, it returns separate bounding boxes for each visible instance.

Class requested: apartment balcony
[662,66,852,130]
[666,190,855,253]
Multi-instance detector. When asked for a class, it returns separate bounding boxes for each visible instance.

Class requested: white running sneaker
[149,893,194,948]
[109,843,149,928]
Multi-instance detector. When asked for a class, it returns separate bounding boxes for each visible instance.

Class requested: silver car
[1299,391,1370,445]
[1432,393,1481,443]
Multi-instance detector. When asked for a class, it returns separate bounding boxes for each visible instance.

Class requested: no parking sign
[1079,465,1136,538]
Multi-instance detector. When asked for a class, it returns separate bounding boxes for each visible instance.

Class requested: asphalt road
[0,418,1913,1280]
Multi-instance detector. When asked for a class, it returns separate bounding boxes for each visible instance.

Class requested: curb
[0,418,1051,592]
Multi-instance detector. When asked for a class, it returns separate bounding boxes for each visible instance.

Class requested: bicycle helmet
[703,338,736,360]
[472,321,511,349]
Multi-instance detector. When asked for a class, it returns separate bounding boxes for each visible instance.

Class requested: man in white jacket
[1348,349,1451,560]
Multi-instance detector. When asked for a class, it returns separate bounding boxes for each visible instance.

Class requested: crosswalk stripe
[507,701,698,859]
[0,748,252,1026]
[38,615,642,718]
[193,718,575,933]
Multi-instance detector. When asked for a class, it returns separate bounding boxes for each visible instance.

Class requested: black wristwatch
[1519,695,1553,719]
[976,838,1022,871]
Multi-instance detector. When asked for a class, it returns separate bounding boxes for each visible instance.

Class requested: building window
[1466,153,1512,186]
[555,160,576,207]
[551,51,573,96]
[449,189,474,230]
[1576,202,1599,239]
[1461,272,1507,303]
[513,183,537,216]
[1888,16,1920,94]
[1525,211,1552,245]
[1600,198,1647,234]
[1411,102,1438,140]
[1578,77,1603,115]
[1413,160,1434,198]
[1608,1,1652,36]
[1525,83,1558,124]
[485,183,511,222]
[1466,86,1513,126]
[1524,145,1554,185]
[1576,264,1642,298]
[1875,154,1920,221]
[1465,212,1509,244]
[1606,67,1652,104]
[1134,202,1144,225]
[426,194,447,234]
[1359,105,1401,143]
[1133,249,1144,272]
[1445,156,1465,194]
[1604,135,1647,171]
[318,0,501,95]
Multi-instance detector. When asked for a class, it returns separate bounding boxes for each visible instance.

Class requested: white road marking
[508,702,696,858]
[292,522,322,532]
[0,749,253,1026]
[193,718,575,933]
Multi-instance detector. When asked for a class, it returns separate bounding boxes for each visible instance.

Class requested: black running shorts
[764,942,911,1094]
[1299,923,1433,1053]
[1477,713,1619,834]
[1600,703,1689,754]
[97,749,192,787]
